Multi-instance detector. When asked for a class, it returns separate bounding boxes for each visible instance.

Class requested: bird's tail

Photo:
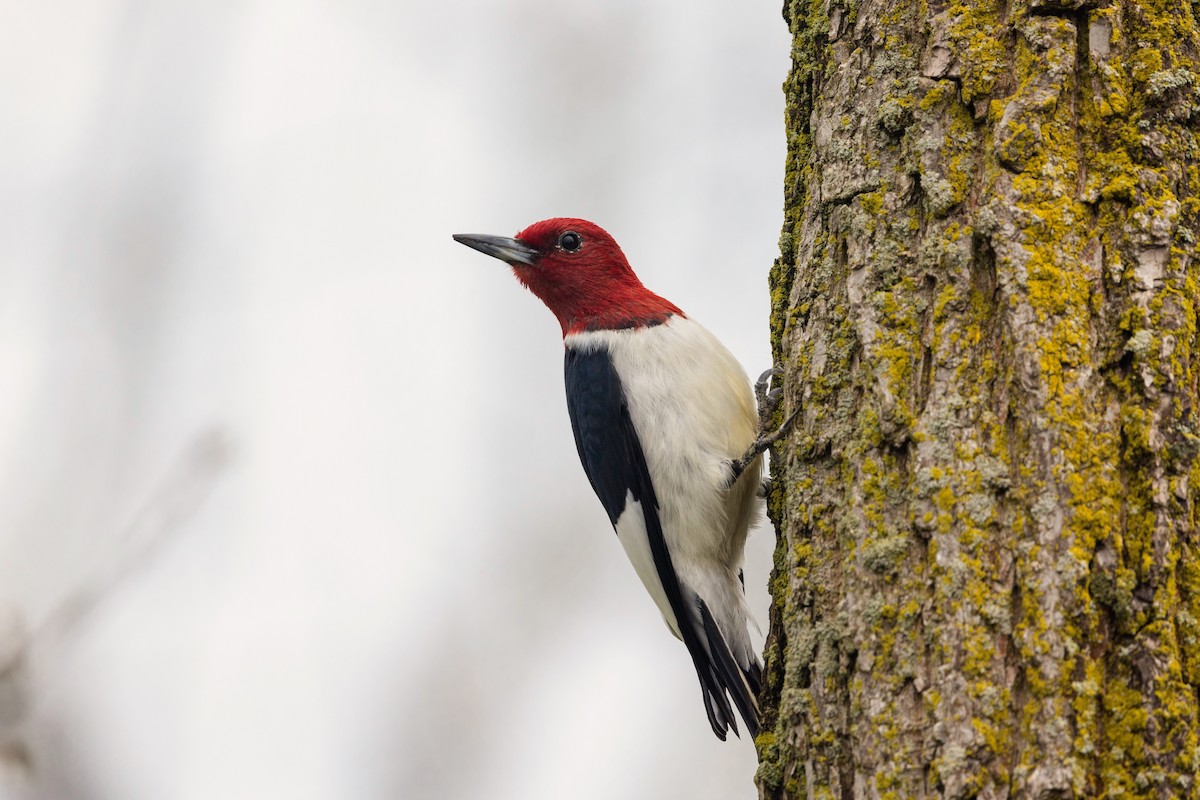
[686,595,761,740]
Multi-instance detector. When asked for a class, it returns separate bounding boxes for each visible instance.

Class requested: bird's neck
[556,291,683,336]
[516,268,683,336]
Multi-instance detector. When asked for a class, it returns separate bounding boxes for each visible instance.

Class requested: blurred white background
[0,1,788,798]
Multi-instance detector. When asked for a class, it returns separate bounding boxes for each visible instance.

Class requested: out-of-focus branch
[0,605,33,797]
[0,427,234,798]
[47,427,234,637]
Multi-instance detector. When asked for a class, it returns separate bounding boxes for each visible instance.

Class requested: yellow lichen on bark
[759,0,1200,797]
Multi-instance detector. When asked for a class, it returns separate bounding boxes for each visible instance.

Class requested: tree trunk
[756,0,1200,797]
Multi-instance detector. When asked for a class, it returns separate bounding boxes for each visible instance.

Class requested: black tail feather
[698,599,760,738]
[701,679,734,741]
[688,628,742,739]
[747,657,763,697]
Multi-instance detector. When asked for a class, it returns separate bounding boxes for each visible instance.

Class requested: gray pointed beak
[452,233,539,266]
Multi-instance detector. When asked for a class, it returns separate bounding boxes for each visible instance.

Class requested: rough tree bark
[756,0,1200,797]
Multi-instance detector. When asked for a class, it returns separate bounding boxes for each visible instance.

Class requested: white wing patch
[614,492,681,639]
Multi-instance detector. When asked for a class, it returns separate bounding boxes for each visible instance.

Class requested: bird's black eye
[558,231,582,252]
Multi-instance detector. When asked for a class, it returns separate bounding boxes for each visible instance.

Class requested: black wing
[563,344,756,739]
[564,345,657,524]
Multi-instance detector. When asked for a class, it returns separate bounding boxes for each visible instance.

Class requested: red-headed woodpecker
[453,218,789,740]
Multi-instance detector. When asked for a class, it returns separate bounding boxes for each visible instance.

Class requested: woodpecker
[453,218,789,740]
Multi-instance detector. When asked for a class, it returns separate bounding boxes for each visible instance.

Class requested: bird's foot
[729,367,797,484]
[729,415,797,482]
[753,367,783,425]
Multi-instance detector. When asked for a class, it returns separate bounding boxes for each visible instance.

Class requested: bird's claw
[754,367,782,411]
[729,366,796,485]
[755,366,779,388]
[755,366,786,432]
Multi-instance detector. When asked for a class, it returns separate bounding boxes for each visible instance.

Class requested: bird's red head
[453,218,682,336]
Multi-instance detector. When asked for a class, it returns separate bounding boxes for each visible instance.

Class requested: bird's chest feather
[600,320,754,461]
[566,318,757,553]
